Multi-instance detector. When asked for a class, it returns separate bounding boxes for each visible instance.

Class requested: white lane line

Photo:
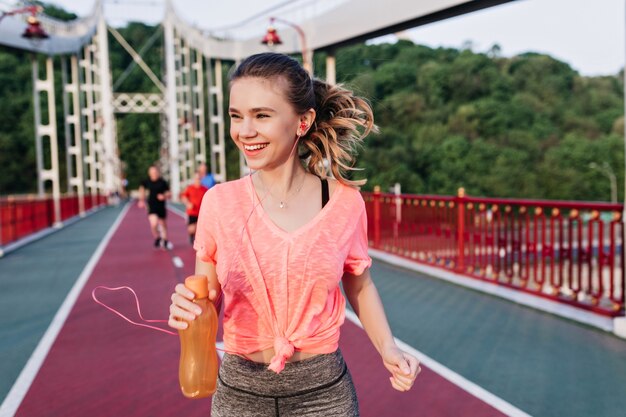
[172,256,184,268]
[167,206,187,271]
[344,309,532,417]
[0,203,131,417]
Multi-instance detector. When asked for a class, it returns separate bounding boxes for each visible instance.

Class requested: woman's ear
[298,109,316,136]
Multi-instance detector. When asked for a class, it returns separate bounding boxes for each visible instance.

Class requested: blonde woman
[168,52,420,416]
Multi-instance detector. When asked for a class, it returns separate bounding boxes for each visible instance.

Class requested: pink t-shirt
[193,175,371,373]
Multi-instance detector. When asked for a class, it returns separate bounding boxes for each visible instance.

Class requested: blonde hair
[230,53,376,187]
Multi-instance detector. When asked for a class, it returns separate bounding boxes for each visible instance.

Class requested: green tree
[1,12,624,203]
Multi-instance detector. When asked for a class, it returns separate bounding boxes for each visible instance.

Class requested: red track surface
[15,204,505,417]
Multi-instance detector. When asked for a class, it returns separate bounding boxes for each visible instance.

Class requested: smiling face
[229,76,302,172]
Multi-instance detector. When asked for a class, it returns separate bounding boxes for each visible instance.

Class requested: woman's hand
[167,283,220,330]
[168,284,200,330]
[381,343,421,392]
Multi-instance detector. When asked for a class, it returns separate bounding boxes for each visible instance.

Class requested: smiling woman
[229,77,307,173]
[168,52,421,417]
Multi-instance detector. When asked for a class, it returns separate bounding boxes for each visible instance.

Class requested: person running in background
[197,162,216,189]
[138,165,172,250]
[180,172,208,245]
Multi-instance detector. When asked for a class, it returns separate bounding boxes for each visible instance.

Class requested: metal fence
[363,189,625,317]
[0,194,107,246]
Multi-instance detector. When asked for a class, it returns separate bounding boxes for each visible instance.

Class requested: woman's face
[229,76,301,171]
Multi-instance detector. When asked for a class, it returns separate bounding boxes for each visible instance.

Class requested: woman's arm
[342,268,393,353]
[168,257,221,330]
[343,268,421,392]
[195,256,221,310]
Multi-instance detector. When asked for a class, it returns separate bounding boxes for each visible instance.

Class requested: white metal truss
[61,54,86,214]
[164,15,180,200]
[112,93,166,113]
[206,58,227,183]
[32,56,61,225]
[88,36,106,198]
[159,112,171,181]
[96,15,119,197]
[163,17,227,199]
[175,30,194,188]
[190,48,207,177]
[74,16,121,205]
[79,42,99,205]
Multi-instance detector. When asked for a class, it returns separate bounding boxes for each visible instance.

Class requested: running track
[0,203,538,416]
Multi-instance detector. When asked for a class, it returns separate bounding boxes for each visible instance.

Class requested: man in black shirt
[138,165,173,249]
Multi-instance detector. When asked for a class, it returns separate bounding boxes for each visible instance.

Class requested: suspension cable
[109,25,165,92]
[113,25,163,91]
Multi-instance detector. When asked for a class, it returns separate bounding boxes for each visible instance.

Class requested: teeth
[244,143,268,151]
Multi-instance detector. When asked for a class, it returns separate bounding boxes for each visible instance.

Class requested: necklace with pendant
[258,172,306,209]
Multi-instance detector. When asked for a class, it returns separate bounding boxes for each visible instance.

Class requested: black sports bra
[321,178,329,208]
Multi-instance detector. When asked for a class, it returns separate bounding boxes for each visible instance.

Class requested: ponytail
[301,80,376,187]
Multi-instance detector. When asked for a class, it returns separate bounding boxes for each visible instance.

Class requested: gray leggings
[211,350,359,417]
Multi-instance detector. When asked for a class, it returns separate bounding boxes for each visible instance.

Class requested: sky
[8,0,624,76]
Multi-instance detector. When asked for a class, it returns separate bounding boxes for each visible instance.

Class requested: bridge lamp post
[0,5,49,45]
[262,17,312,75]
[589,162,617,204]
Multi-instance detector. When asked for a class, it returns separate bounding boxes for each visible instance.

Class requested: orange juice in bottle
[178,275,218,398]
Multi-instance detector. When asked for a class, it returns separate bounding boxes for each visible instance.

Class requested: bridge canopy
[168,0,513,60]
[0,0,513,58]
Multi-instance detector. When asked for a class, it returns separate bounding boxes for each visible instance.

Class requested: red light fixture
[261,19,282,47]
[22,15,49,40]
[261,17,311,74]
[0,5,49,43]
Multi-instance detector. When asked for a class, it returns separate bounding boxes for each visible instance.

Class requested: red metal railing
[0,194,107,246]
[363,189,625,317]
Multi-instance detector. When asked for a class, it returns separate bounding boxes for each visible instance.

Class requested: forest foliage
[0,4,623,202]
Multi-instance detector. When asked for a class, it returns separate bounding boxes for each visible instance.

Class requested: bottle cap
[184,275,209,299]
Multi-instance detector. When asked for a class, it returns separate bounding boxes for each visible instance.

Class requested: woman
[168,52,420,416]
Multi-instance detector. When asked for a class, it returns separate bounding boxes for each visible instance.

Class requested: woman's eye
[257,113,269,119]
[229,114,241,120]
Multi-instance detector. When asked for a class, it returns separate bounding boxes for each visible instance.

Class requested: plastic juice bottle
[178,275,218,398]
